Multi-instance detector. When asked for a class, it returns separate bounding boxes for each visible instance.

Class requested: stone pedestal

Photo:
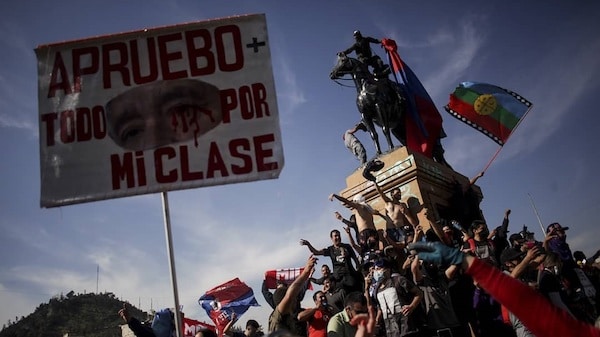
[339,146,484,232]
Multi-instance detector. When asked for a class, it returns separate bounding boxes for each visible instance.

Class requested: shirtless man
[374,183,418,242]
[329,193,379,248]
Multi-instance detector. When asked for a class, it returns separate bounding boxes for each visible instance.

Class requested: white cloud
[0,283,41,326]
[271,46,307,123]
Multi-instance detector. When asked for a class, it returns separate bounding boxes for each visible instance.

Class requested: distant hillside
[0,291,148,337]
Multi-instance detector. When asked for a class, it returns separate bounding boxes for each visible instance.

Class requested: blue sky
[1,0,600,330]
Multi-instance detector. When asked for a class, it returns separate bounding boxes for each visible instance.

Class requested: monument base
[340,146,484,232]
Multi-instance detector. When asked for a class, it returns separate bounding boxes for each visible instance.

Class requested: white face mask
[373,270,384,282]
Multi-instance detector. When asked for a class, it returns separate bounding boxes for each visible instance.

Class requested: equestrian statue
[330,53,406,156]
[331,32,451,168]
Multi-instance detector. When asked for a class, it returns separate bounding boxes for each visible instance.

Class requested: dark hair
[330,229,340,237]
[573,251,586,262]
[246,319,259,329]
[312,291,324,302]
[196,328,218,337]
[470,220,486,228]
[344,291,367,307]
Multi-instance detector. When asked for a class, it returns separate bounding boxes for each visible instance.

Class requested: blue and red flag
[382,38,443,158]
[198,278,259,336]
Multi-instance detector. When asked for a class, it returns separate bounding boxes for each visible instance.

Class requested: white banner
[36,14,283,207]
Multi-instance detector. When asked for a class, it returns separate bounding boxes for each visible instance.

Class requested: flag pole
[480,103,534,174]
[162,191,184,337]
[481,145,504,173]
[527,192,547,238]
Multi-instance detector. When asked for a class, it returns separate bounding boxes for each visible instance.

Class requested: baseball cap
[546,222,569,234]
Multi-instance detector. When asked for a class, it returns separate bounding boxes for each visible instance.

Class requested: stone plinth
[339,146,484,232]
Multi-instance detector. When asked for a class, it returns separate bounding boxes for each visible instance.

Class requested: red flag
[381,38,404,73]
[264,267,313,290]
[183,317,215,337]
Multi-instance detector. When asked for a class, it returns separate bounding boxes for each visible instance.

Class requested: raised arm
[261,279,275,309]
[511,246,541,279]
[119,304,155,337]
[375,183,391,203]
[334,211,355,227]
[497,209,511,239]
[222,312,239,337]
[343,226,362,254]
[469,171,484,186]
[299,239,325,255]
[276,255,317,315]
[424,208,447,246]
[329,193,358,209]
[408,242,600,337]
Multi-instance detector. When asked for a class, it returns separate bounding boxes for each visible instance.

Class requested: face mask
[372,270,384,282]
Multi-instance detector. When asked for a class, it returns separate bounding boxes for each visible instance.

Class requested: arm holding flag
[118,303,156,337]
[261,279,276,309]
[222,312,239,337]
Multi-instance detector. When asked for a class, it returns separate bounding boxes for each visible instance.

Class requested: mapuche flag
[198,278,259,335]
[445,82,532,145]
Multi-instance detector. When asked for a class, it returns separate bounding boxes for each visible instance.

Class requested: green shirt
[326,309,356,337]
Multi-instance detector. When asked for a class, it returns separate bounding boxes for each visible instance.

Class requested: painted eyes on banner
[105,79,222,151]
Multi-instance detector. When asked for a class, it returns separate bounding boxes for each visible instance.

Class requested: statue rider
[339,30,391,78]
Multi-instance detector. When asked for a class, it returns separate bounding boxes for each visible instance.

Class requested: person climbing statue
[344,122,368,166]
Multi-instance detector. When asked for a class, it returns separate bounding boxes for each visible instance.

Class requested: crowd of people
[116,29,600,337]
[119,177,600,337]
[266,178,600,337]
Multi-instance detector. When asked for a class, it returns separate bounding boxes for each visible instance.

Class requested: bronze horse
[330,54,407,155]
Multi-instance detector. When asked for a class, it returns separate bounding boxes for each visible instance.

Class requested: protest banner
[36,14,283,207]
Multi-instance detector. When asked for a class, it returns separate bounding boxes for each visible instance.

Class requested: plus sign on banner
[35,14,283,208]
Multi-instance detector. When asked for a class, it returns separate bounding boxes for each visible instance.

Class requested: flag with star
[445,82,532,145]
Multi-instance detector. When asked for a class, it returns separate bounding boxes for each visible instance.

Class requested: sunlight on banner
[36,14,283,207]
